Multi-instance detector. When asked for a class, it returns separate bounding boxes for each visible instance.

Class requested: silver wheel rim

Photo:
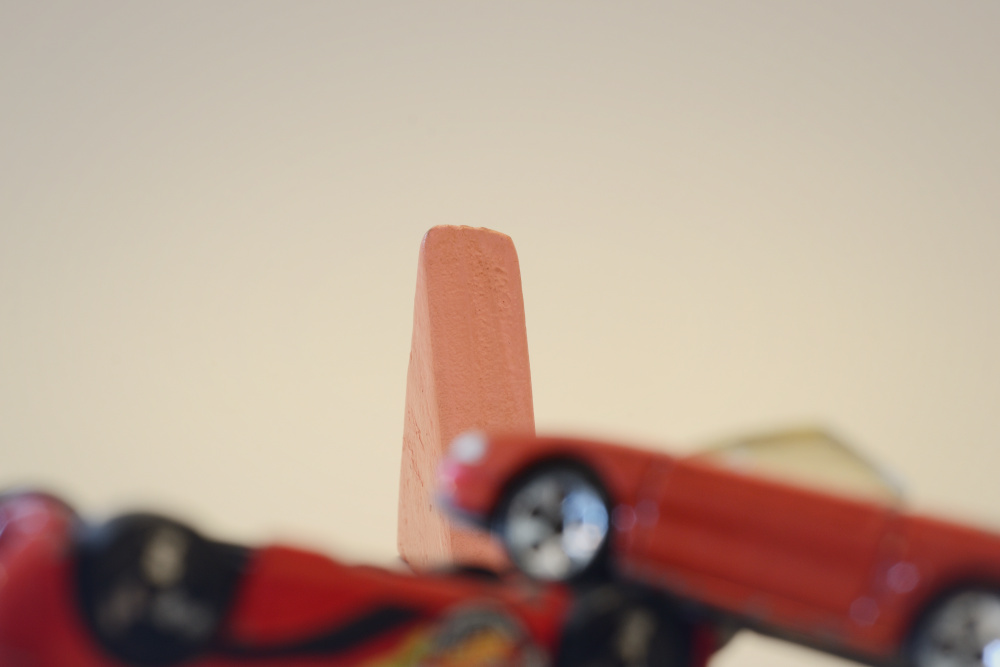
[501,470,609,581]
[914,591,1000,667]
[616,608,657,667]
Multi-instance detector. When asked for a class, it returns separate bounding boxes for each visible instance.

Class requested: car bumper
[436,459,497,526]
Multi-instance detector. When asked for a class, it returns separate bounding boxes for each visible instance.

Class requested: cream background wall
[2,3,999,665]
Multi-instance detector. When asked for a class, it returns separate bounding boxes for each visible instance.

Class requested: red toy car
[438,428,1000,667]
[0,490,715,667]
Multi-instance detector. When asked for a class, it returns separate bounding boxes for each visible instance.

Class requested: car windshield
[690,428,904,505]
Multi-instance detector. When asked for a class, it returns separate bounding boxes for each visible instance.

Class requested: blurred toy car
[0,490,715,667]
[438,428,1000,667]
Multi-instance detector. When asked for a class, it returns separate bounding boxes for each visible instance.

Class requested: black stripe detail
[218,605,423,658]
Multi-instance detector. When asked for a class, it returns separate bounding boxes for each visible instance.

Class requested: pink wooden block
[398,226,535,570]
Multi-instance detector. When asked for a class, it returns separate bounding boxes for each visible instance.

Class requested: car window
[690,428,904,505]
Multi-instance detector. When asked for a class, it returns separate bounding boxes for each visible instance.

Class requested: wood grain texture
[398,226,534,570]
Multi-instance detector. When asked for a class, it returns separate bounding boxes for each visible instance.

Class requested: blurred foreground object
[0,490,717,667]
[398,226,534,571]
[440,428,1000,667]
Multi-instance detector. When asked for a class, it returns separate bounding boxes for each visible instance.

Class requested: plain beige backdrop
[2,3,998,665]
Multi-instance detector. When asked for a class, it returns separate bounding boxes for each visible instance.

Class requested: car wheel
[75,514,249,667]
[494,465,611,583]
[558,586,693,667]
[909,589,1000,667]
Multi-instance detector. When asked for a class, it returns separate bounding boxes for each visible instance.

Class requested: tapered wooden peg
[398,226,535,570]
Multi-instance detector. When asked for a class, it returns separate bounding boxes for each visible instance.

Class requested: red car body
[438,430,1000,666]
[0,492,572,667]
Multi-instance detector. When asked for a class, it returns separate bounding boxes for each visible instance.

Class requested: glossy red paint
[0,492,570,667]
[440,431,1000,665]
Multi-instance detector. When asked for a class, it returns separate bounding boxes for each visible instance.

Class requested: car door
[636,431,897,637]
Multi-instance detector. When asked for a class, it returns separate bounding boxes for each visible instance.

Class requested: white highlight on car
[449,431,489,465]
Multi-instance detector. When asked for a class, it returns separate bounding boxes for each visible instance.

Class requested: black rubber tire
[75,513,249,667]
[907,588,1000,667]
[557,585,694,667]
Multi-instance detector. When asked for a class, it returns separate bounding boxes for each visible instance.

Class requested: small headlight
[448,431,488,464]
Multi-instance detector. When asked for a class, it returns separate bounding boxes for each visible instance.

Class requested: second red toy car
[439,428,1000,667]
